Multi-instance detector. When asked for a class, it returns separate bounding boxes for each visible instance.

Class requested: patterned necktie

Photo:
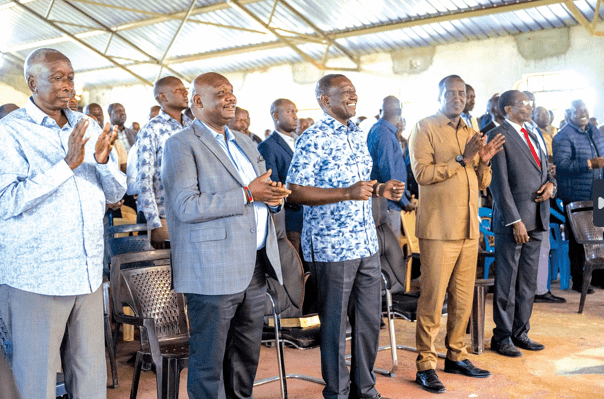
[521,127,541,169]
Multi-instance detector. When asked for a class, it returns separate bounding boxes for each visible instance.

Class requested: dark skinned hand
[589,157,604,169]
[404,195,417,212]
[480,133,505,164]
[95,122,119,164]
[381,180,405,202]
[512,221,530,244]
[535,182,555,202]
[462,132,484,165]
[248,170,291,204]
[347,180,377,201]
[64,118,91,170]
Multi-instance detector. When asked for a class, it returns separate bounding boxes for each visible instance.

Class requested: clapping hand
[249,170,291,206]
[95,122,118,164]
[381,180,405,202]
[64,118,91,170]
[480,133,505,164]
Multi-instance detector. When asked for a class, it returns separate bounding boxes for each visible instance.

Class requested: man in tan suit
[409,75,505,394]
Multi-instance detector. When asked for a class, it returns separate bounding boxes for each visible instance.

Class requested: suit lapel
[234,134,264,177]
[272,131,294,157]
[192,123,245,186]
[503,121,541,172]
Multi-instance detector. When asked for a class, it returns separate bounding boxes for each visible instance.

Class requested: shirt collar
[26,96,75,127]
[321,112,360,134]
[376,118,397,135]
[197,119,236,142]
[505,118,526,134]
[158,109,191,125]
[435,110,468,129]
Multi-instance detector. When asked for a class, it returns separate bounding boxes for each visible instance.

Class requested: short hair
[153,76,180,102]
[24,48,68,80]
[465,84,474,92]
[498,90,522,116]
[83,103,101,113]
[315,74,346,103]
[107,103,117,115]
[270,98,289,116]
[437,75,463,99]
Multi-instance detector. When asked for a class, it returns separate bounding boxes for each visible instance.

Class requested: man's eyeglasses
[514,100,534,107]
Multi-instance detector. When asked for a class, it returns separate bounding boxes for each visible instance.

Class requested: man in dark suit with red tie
[487,90,557,358]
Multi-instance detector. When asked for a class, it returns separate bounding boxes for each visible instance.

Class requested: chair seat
[155,338,190,358]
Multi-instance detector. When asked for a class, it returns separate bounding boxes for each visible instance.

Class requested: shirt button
[250,228,256,233]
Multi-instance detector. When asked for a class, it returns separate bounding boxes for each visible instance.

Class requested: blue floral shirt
[136,110,192,229]
[286,113,379,263]
[0,98,126,295]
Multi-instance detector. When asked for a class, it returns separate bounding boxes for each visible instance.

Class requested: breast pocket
[190,227,227,242]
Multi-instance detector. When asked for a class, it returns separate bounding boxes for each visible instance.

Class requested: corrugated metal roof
[1,0,602,88]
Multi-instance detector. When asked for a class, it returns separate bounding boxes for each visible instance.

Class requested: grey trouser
[536,231,551,295]
[311,253,381,399]
[0,285,106,399]
[492,230,542,344]
[386,209,402,241]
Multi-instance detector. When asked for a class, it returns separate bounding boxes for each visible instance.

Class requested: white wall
[0,81,30,107]
[81,23,604,135]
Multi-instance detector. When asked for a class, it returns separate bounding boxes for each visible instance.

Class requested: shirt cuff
[505,219,521,227]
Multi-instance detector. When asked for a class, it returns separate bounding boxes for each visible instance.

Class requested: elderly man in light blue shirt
[0,48,126,399]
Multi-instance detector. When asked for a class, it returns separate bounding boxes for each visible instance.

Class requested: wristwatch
[455,155,466,167]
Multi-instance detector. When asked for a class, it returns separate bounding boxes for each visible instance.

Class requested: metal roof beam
[11,0,154,86]
[278,0,360,68]
[156,0,197,80]
[4,0,266,53]
[564,0,604,36]
[332,0,567,39]
[61,0,190,81]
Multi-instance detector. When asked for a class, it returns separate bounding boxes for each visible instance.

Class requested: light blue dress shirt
[286,113,379,263]
[199,120,269,250]
[0,98,127,296]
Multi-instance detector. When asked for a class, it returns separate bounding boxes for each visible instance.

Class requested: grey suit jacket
[161,121,283,295]
[487,121,556,234]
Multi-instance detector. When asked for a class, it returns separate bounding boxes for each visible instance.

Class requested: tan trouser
[415,238,478,371]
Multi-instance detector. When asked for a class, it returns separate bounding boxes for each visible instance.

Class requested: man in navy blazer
[488,90,556,358]
[258,98,304,252]
[161,72,290,399]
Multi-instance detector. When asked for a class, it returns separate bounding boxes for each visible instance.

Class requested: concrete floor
[106,282,604,399]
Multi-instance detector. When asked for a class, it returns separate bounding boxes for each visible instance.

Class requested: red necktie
[521,127,541,169]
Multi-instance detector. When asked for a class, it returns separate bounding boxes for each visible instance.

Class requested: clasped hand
[346,179,405,201]
[248,170,291,207]
[64,118,119,170]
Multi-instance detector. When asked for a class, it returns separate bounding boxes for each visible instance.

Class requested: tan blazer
[409,111,491,241]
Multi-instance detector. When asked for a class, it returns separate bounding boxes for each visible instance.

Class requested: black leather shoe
[444,358,491,378]
[572,284,595,294]
[534,291,566,303]
[512,336,545,351]
[491,338,522,357]
[415,369,446,394]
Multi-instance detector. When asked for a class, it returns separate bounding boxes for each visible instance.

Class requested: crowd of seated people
[2,46,604,399]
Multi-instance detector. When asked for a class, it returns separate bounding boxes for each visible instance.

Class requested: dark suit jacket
[487,121,556,234]
[257,131,303,232]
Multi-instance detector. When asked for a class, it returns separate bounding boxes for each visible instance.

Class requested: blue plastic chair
[548,199,571,290]
[479,207,495,279]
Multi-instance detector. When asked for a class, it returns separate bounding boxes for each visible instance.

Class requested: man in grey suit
[488,90,556,358]
[161,72,290,399]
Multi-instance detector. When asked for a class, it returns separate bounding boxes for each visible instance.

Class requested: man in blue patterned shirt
[0,48,126,399]
[287,74,404,399]
[136,76,192,248]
